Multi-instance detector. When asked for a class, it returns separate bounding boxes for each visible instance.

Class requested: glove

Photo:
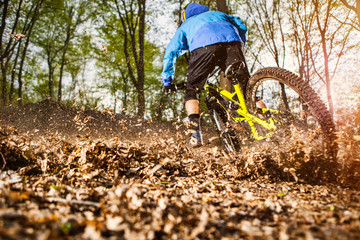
[164,82,177,93]
[163,76,176,93]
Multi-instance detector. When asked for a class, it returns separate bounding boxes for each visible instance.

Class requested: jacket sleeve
[161,29,189,79]
[227,15,248,46]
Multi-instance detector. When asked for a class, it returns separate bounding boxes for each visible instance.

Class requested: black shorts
[185,41,249,101]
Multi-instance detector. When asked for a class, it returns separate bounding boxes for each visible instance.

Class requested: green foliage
[2,0,358,123]
[94,1,163,116]
[43,0,65,10]
[28,0,93,100]
[94,10,131,111]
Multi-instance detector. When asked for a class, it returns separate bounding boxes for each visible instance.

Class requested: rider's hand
[164,82,177,93]
[163,76,176,93]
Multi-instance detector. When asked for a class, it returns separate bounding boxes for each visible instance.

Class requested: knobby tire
[246,67,338,158]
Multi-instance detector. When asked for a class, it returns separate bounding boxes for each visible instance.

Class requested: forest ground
[0,99,359,239]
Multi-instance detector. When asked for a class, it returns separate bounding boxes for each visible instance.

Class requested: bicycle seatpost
[225,61,248,94]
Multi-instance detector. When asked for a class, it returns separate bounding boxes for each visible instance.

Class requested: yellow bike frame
[205,82,278,140]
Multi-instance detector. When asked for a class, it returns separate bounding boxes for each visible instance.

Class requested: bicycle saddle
[224,61,246,77]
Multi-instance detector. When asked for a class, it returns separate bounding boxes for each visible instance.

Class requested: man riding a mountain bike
[161,2,250,148]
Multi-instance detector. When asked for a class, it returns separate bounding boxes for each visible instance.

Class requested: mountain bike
[179,62,338,158]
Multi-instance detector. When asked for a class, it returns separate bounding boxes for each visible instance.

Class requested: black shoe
[189,131,203,148]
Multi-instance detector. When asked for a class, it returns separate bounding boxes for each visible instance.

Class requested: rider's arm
[226,15,248,46]
[161,29,189,80]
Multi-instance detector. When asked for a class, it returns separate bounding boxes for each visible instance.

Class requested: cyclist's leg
[185,44,219,146]
[223,41,250,94]
[185,44,219,113]
[185,100,201,132]
[186,45,218,102]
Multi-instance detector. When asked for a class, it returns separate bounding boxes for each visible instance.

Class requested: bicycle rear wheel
[246,67,338,158]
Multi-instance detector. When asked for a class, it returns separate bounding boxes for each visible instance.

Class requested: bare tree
[287,0,315,82]
[0,0,44,106]
[340,0,360,30]
[114,0,147,117]
[245,0,287,68]
[245,0,289,109]
[0,0,23,106]
[310,0,352,117]
[57,1,90,102]
[16,0,44,105]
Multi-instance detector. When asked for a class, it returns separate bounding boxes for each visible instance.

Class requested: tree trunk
[0,1,9,44]
[115,0,146,117]
[216,0,228,14]
[136,0,146,117]
[0,0,9,106]
[9,41,21,104]
[113,90,117,112]
[137,85,145,117]
[69,74,78,100]
[58,6,74,102]
[313,0,335,118]
[322,37,334,117]
[58,61,64,102]
[45,56,56,100]
[17,1,42,105]
[119,70,128,114]
[58,46,68,102]
[280,83,290,112]
[1,0,26,106]
[0,62,6,106]
[49,73,54,99]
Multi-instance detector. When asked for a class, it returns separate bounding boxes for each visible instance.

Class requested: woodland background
[1,1,360,239]
[1,0,360,130]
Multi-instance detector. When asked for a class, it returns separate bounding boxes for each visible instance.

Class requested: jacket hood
[185,3,209,20]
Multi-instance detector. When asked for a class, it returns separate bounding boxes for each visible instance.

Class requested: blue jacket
[161,3,248,84]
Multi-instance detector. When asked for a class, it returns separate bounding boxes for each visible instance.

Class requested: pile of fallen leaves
[0,100,359,239]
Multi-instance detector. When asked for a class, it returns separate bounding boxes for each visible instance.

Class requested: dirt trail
[0,100,359,239]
